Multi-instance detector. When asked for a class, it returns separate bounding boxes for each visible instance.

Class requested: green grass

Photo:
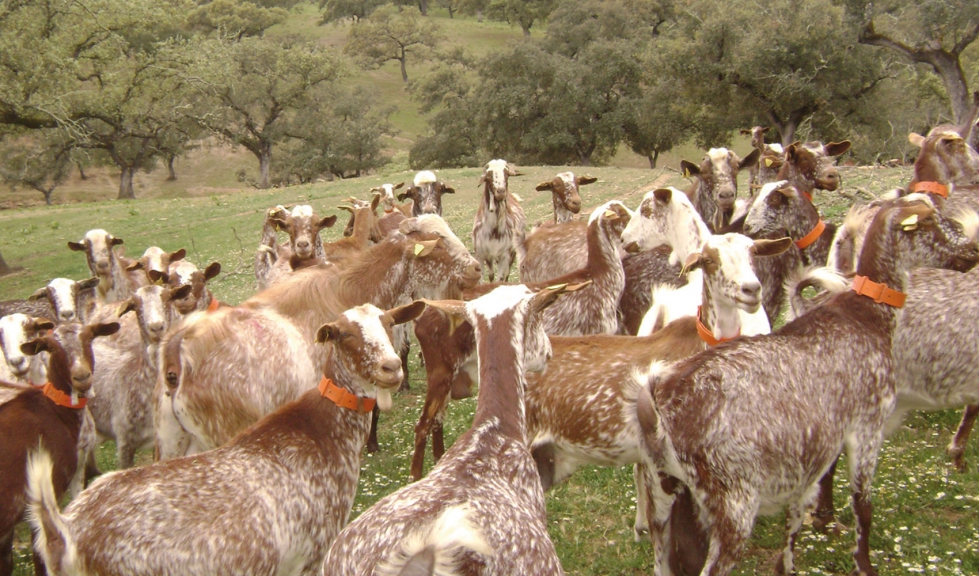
[5,164,979,575]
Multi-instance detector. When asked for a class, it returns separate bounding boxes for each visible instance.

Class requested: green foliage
[0,128,74,204]
[481,0,557,36]
[344,5,442,82]
[186,0,289,38]
[318,0,387,24]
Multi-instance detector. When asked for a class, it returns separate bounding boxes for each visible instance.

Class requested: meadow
[3,160,978,575]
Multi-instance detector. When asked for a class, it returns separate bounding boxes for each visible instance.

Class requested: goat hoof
[633,526,649,543]
[367,440,380,454]
[947,449,968,473]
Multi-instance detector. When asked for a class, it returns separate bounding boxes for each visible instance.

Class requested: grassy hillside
[5,163,979,575]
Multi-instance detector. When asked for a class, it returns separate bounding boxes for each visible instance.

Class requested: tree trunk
[118,166,136,199]
[648,150,659,169]
[418,0,427,16]
[166,155,177,181]
[258,142,272,189]
[76,161,88,180]
[0,251,10,276]
[399,52,409,82]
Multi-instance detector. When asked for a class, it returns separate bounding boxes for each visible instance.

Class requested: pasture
[3,163,978,575]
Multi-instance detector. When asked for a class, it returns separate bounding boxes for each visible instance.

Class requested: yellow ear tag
[764,158,773,167]
[546,283,568,291]
[604,209,616,218]
[901,214,919,231]
[682,168,691,178]
[414,243,425,256]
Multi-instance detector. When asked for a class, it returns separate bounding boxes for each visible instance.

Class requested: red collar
[851,275,906,308]
[384,207,396,214]
[41,382,87,409]
[319,377,375,413]
[795,220,826,250]
[911,181,949,198]
[207,298,220,312]
[696,306,739,346]
[802,190,813,202]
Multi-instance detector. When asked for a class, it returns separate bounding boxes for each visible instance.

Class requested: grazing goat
[516,171,596,282]
[322,285,568,576]
[398,170,455,216]
[528,234,790,543]
[257,205,338,290]
[410,201,631,480]
[26,301,425,576]
[68,229,145,303]
[0,277,100,325]
[155,215,481,459]
[88,284,192,468]
[634,194,979,575]
[679,147,760,231]
[0,320,120,576]
[472,159,526,281]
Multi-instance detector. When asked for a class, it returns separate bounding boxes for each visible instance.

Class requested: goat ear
[397,190,413,202]
[507,163,520,176]
[653,188,673,205]
[31,319,55,332]
[169,248,186,262]
[476,174,486,188]
[110,237,124,247]
[680,252,704,275]
[393,181,405,190]
[388,300,427,325]
[116,299,137,317]
[751,237,793,257]
[170,284,194,301]
[761,126,770,134]
[91,322,121,338]
[21,338,50,356]
[823,141,851,157]
[908,133,926,148]
[893,204,934,231]
[739,128,751,135]
[577,175,598,186]
[319,215,338,229]
[146,270,167,284]
[411,240,440,258]
[535,181,555,192]
[204,262,222,281]
[441,185,455,194]
[126,260,144,272]
[739,148,761,169]
[78,277,100,290]
[369,194,381,212]
[785,142,802,159]
[679,161,700,178]
[28,287,47,301]
[316,323,340,343]
[67,241,86,252]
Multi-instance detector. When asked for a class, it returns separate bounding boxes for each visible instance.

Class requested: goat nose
[60,310,75,321]
[73,367,92,385]
[741,282,761,299]
[96,260,110,271]
[381,358,402,374]
[297,240,310,249]
[147,321,166,336]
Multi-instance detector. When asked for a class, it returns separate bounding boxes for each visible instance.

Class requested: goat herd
[2,101,979,576]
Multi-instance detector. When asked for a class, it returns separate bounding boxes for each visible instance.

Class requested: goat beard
[375,387,393,411]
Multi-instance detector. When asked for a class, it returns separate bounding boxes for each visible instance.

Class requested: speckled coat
[68,229,146,304]
[472,160,526,282]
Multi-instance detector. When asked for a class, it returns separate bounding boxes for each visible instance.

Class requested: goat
[258,205,338,290]
[0,277,100,325]
[26,301,425,576]
[516,171,596,282]
[322,284,569,576]
[68,229,145,303]
[739,126,783,193]
[398,170,455,216]
[126,246,186,284]
[326,198,383,269]
[255,204,288,290]
[472,159,526,282]
[528,234,791,544]
[634,194,979,575]
[410,201,631,480]
[88,284,192,468]
[167,259,222,319]
[0,314,54,385]
[372,182,411,216]
[0,320,120,576]
[679,147,760,231]
[155,215,481,460]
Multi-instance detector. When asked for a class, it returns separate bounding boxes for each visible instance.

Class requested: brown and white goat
[472,159,526,282]
[634,195,979,575]
[516,171,596,282]
[323,285,568,576]
[155,215,481,459]
[167,259,223,319]
[326,199,383,269]
[398,170,455,216]
[740,126,782,192]
[410,201,631,480]
[68,229,146,303]
[679,147,760,231]
[88,284,192,468]
[27,301,425,576]
[0,277,100,326]
[0,314,54,385]
[372,182,411,216]
[0,320,119,576]
[528,234,790,543]
[257,205,338,290]
[126,246,186,284]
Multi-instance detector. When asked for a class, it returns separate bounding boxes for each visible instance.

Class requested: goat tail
[26,447,73,574]
[784,265,849,322]
[376,504,494,576]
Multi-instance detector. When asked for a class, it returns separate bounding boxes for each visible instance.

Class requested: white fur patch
[414,171,437,186]
[291,205,314,218]
[467,285,534,324]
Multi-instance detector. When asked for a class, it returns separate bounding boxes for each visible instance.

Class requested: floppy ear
[146,270,167,284]
[680,161,700,178]
[91,322,121,338]
[30,318,56,332]
[67,241,86,252]
[315,323,341,344]
[751,237,793,257]
[739,148,761,169]
[21,338,51,356]
[680,251,705,275]
[411,240,440,258]
[739,129,752,135]
[388,301,428,325]
[169,249,187,262]
[824,141,851,157]
[126,260,145,271]
[28,288,47,301]
[577,175,598,186]
[319,215,338,229]
[116,299,137,317]
[441,185,455,194]
[908,133,926,148]
[892,204,935,231]
[169,284,194,301]
[397,189,414,202]
[78,277,100,290]
[203,262,222,281]
[535,181,555,191]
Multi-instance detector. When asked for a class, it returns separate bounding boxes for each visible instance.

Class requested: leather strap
[850,275,906,308]
[795,220,826,250]
[319,377,376,413]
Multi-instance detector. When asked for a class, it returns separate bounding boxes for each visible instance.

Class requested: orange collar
[911,181,949,198]
[384,207,395,214]
[319,377,376,413]
[696,306,739,346]
[41,382,87,409]
[207,298,220,312]
[851,275,906,308]
[795,220,826,250]
[802,190,813,203]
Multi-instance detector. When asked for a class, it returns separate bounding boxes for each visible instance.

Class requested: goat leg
[948,403,979,472]
[366,406,380,454]
[812,457,839,533]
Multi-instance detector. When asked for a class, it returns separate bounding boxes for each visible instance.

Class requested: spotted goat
[472,159,526,282]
